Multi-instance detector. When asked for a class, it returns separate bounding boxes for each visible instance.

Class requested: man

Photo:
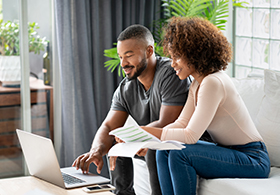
[72,24,191,195]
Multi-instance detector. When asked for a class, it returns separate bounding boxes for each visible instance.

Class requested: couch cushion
[255,69,280,167]
[133,158,151,195]
[197,167,280,195]
[231,77,264,122]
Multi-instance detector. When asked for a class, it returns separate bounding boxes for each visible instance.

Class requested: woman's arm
[164,83,195,129]
[162,76,224,144]
[140,126,163,139]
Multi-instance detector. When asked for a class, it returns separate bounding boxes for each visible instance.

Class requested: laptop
[16,129,110,189]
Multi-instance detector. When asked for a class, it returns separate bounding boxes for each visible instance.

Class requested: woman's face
[170,54,195,80]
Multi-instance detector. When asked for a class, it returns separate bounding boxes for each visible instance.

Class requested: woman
[141,17,270,195]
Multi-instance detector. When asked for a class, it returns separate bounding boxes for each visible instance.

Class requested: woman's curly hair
[163,17,232,76]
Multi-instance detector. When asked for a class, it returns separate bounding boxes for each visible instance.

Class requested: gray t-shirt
[111,56,191,126]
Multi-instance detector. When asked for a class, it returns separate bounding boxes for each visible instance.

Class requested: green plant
[104,0,247,77]
[0,20,48,56]
[162,0,246,30]
[104,43,125,77]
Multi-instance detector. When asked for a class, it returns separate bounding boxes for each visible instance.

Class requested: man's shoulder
[155,56,175,77]
[156,56,172,69]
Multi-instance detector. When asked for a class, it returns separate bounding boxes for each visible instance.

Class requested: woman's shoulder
[202,72,236,97]
[202,72,225,86]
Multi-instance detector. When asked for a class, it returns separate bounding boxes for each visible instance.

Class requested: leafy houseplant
[0,20,48,86]
[0,20,47,55]
[104,43,125,77]
[104,0,247,77]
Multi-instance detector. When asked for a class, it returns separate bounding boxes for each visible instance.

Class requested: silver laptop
[16,129,110,189]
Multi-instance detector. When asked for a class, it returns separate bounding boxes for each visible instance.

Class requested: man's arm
[92,110,129,155]
[136,104,183,156]
[147,104,183,128]
[72,110,128,174]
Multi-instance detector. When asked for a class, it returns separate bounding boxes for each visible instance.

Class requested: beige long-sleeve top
[161,71,263,146]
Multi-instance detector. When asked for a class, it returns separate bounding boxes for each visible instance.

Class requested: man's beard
[126,58,147,80]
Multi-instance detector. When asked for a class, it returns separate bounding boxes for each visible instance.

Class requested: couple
[73,17,270,195]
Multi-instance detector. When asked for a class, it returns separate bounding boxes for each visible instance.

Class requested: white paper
[123,115,139,127]
[108,116,185,157]
[108,141,185,157]
[109,125,160,143]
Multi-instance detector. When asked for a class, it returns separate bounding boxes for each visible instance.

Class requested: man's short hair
[117,24,154,46]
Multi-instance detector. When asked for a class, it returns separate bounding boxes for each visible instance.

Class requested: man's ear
[146,45,154,58]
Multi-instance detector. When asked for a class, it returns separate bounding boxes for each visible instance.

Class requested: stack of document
[108,116,185,157]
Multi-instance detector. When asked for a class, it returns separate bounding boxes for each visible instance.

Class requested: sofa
[132,69,280,195]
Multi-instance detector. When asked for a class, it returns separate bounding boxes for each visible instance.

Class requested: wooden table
[0,176,115,195]
[0,77,53,178]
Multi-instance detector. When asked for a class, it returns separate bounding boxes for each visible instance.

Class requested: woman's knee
[168,150,187,163]
[167,148,197,169]
[156,150,169,161]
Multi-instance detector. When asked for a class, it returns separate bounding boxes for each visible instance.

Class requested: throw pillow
[255,69,280,167]
[231,77,264,122]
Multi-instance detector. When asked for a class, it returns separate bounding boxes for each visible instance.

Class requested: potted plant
[104,0,247,77]
[0,20,48,87]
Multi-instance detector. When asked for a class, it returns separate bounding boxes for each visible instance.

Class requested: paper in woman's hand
[108,116,185,157]
[109,125,160,143]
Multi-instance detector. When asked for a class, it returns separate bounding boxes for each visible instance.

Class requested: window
[234,0,280,78]
[0,0,53,179]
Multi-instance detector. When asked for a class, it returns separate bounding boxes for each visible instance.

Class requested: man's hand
[115,136,124,143]
[109,136,125,171]
[72,149,104,174]
[109,156,117,171]
[136,148,148,156]
[115,135,148,158]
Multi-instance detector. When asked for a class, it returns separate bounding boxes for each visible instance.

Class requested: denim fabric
[156,141,271,195]
[110,133,212,195]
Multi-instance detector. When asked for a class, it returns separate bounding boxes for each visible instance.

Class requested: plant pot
[0,56,21,87]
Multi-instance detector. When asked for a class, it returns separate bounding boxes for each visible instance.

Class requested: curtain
[54,0,162,178]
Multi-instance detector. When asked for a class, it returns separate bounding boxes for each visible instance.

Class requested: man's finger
[137,148,148,156]
[115,137,124,143]
[109,156,118,171]
[96,158,104,174]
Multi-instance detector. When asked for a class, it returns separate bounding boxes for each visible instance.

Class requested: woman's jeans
[156,141,271,195]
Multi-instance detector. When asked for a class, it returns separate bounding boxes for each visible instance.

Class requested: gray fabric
[111,56,191,126]
[54,0,162,178]
[54,0,98,169]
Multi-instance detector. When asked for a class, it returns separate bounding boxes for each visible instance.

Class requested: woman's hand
[140,126,163,140]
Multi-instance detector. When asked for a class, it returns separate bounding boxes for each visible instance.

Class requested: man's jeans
[111,149,162,195]
[156,141,271,195]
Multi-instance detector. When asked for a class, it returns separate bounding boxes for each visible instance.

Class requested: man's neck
[137,55,157,91]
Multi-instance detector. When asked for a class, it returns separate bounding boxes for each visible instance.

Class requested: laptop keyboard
[61,172,86,185]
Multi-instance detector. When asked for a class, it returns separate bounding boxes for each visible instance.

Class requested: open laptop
[16,129,110,189]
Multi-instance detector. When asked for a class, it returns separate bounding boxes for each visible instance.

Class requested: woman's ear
[146,45,154,58]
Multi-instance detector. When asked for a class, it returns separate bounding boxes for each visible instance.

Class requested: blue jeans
[156,141,271,195]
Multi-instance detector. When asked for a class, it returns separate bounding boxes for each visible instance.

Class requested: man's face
[117,39,147,80]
